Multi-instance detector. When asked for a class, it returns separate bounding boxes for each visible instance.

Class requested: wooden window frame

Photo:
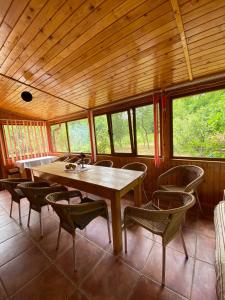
[171,87,225,161]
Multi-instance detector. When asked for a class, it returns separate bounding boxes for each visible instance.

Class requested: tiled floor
[0,190,217,300]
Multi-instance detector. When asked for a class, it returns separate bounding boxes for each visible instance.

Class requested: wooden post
[46,122,53,154]
[88,110,96,163]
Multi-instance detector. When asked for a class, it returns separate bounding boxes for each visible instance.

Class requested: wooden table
[30,161,144,253]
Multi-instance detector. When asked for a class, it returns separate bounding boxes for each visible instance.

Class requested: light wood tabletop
[30,161,144,253]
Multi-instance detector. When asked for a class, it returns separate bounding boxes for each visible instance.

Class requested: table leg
[134,180,142,207]
[111,192,122,254]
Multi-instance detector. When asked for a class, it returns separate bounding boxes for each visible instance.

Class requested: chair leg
[194,191,203,214]
[39,209,43,237]
[18,202,22,225]
[56,225,61,250]
[47,204,50,211]
[27,205,31,227]
[72,233,76,272]
[162,245,166,287]
[106,218,111,243]
[9,200,13,217]
[180,230,188,259]
[124,224,128,253]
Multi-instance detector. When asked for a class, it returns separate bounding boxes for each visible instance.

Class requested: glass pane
[111,111,131,153]
[136,105,155,155]
[67,119,91,153]
[50,123,69,152]
[3,124,49,157]
[173,89,225,158]
[94,115,111,154]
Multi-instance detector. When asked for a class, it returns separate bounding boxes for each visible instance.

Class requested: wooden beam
[170,0,193,80]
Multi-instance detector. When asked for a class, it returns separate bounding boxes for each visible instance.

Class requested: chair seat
[128,203,168,235]
[159,185,185,192]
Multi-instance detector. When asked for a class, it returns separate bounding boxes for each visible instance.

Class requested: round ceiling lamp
[21,91,32,102]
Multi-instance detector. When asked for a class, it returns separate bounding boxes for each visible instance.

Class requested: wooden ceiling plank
[0,0,66,74]
[0,0,29,49]
[47,29,180,97]
[182,0,225,24]
[0,0,12,24]
[170,0,192,80]
[31,0,168,89]
[64,61,187,106]
[188,33,225,53]
[17,0,136,85]
[60,45,184,100]
[0,0,48,68]
[34,9,175,91]
[3,0,85,79]
[51,25,178,95]
[184,4,225,32]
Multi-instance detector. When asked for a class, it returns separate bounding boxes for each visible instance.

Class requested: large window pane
[94,115,111,154]
[67,119,90,153]
[173,89,225,158]
[50,123,68,152]
[111,111,131,153]
[4,124,49,157]
[136,104,155,155]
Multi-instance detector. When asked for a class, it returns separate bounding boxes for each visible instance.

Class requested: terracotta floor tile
[129,276,187,300]
[119,228,154,271]
[196,218,215,239]
[25,214,59,241]
[196,234,215,264]
[0,222,22,244]
[167,228,197,258]
[191,260,217,300]
[82,217,112,250]
[0,280,8,300]
[39,227,80,260]
[11,265,75,300]
[81,253,139,300]
[143,244,194,298]
[69,289,89,300]
[0,246,50,296]
[0,232,34,267]
[56,237,104,285]
[0,212,13,227]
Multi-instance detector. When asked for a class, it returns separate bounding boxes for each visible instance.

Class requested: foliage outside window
[67,118,90,153]
[51,123,68,152]
[111,111,132,153]
[3,124,49,158]
[94,115,111,154]
[136,104,155,155]
[173,89,225,158]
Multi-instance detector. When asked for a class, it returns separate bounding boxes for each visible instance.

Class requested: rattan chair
[94,160,113,167]
[0,178,32,225]
[122,162,148,201]
[18,182,69,236]
[67,155,79,163]
[157,165,204,213]
[46,191,111,271]
[124,191,195,286]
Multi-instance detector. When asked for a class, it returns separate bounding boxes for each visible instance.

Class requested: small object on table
[78,152,86,169]
[65,163,77,171]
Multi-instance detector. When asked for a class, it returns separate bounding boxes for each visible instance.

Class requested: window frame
[171,87,225,161]
[93,100,162,157]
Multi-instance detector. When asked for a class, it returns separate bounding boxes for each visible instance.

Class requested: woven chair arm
[124,206,170,223]
[46,190,82,203]
[68,200,107,215]
[184,176,204,192]
[18,181,51,188]
[157,167,178,187]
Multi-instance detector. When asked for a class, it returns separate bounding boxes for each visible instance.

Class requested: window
[173,89,225,158]
[3,122,49,158]
[67,118,90,153]
[135,104,155,155]
[111,111,132,153]
[51,123,68,152]
[94,115,111,154]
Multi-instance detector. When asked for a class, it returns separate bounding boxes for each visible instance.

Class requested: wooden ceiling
[0,0,225,120]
